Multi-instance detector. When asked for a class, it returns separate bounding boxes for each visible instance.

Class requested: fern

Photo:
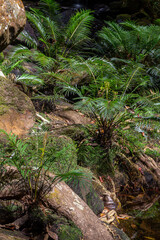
[16,74,44,86]
[39,0,60,19]
[19,31,38,49]
[26,11,48,42]
[98,21,160,60]
[63,10,94,56]
[32,51,57,69]
[0,129,89,201]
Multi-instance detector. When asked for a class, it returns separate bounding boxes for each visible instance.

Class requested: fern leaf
[26,12,47,41]
[16,74,44,86]
[19,31,38,49]
[64,10,94,56]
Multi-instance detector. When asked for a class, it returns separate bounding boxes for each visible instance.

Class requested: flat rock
[47,102,91,129]
[0,0,26,52]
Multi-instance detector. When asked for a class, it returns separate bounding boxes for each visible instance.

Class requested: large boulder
[0,0,26,52]
[0,72,35,136]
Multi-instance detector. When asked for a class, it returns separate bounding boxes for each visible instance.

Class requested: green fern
[63,9,94,57]
[19,31,38,49]
[0,129,88,201]
[16,74,44,86]
[39,0,60,19]
[98,21,160,60]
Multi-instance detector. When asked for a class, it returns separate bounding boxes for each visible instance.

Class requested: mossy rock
[47,135,78,174]
[28,133,78,174]
[0,75,34,115]
[0,74,35,136]
[67,175,104,215]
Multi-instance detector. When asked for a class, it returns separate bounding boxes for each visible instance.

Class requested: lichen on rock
[0,0,26,52]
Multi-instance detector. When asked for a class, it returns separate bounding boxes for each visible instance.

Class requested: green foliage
[16,74,44,86]
[98,21,160,61]
[77,140,106,168]
[58,223,82,240]
[38,134,78,174]
[61,59,160,171]
[62,9,94,57]
[39,0,60,18]
[1,0,160,181]
[0,129,87,202]
[24,8,94,58]
[130,201,160,219]
[145,148,160,160]
[0,7,95,105]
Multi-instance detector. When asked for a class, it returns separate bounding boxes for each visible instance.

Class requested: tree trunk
[44,175,114,240]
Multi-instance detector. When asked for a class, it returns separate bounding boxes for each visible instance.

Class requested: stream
[119,200,160,240]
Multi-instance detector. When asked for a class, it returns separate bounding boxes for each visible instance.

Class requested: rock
[54,102,91,125]
[68,177,104,215]
[94,4,110,18]
[27,133,78,174]
[0,0,26,52]
[0,73,35,136]
[0,229,29,240]
[45,134,78,174]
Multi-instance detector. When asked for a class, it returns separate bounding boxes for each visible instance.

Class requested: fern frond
[42,72,71,83]
[33,51,57,69]
[63,9,94,56]
[52,170,91,185]
[19,31,38,49]
[60,83,83,98]
[98,21,160,59]
[39,0,60,18]
[44,17,61,42]
[10,45,32,59]
[16,74,44,86]
[26,12,47,41]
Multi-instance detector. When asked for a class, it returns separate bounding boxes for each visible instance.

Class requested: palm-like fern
[24,7,94,58]
[62,9,94,57]
[0,129,89,201]
[98,21,160,61]
[39,0,60,18]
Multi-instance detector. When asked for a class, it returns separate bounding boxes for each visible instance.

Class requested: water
[119,201,160,240]
[72,0,86,9]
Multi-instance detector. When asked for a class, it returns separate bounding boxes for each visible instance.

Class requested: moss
[129,201,160,219]
[0,104,10,115]
[27,133,78,174]
[46,190,62,205]
[58,224,82,240]
[0,76,35,115]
